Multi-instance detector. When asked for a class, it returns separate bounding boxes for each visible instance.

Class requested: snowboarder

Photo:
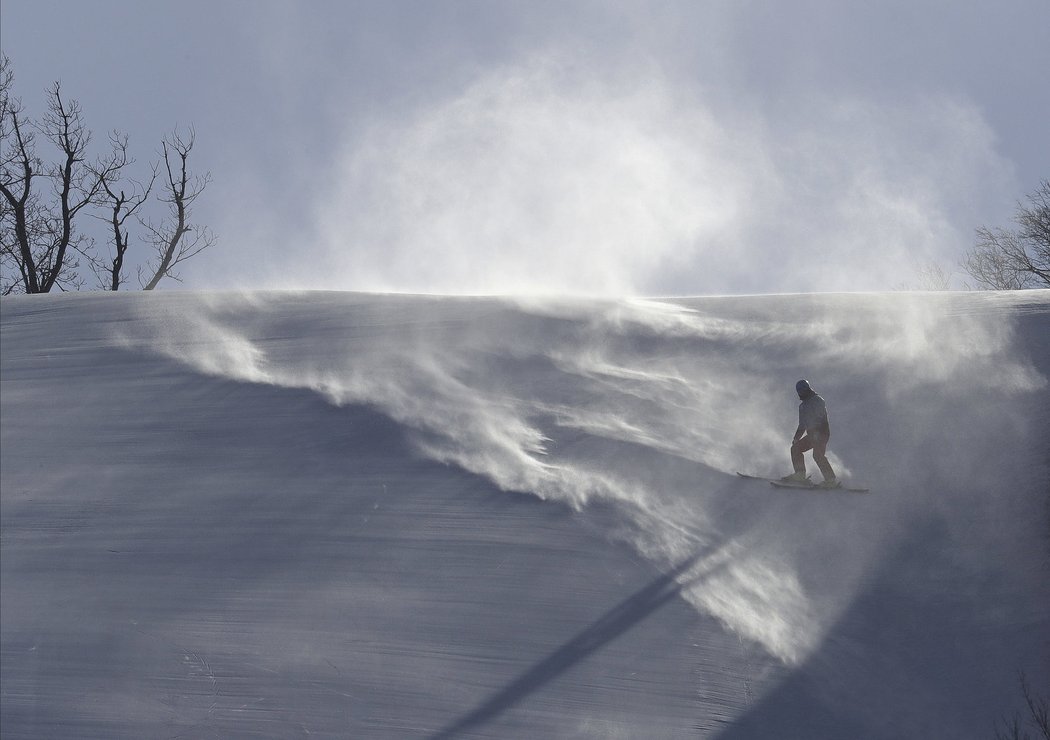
[783,379,838,487]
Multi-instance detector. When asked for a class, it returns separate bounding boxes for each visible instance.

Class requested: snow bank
[2,290,1048,738]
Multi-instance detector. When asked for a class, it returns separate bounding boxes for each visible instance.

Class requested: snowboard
[737,472,870,494]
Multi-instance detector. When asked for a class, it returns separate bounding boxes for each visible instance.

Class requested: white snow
[2,289,1048,738]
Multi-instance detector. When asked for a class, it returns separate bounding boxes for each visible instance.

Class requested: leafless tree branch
[1,56,213,294]
[141,127,214,290]
[995,672,1050,740]
[91,131,156,290]
[965,181,1050,290]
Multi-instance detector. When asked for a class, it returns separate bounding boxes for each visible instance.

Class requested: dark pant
[792,433,836,481]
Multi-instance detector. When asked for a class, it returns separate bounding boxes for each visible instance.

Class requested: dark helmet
[795,379,812,395]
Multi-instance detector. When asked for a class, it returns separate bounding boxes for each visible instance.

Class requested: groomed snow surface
[2,290,1048,739]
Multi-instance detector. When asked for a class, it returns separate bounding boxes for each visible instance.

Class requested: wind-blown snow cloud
[282,53,1013,295]
[303,56,751,295]
[113,290,1046,665]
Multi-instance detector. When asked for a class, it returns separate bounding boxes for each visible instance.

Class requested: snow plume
[304,55,749,296]
[116,290,1046,664]
[245,52,1018,296]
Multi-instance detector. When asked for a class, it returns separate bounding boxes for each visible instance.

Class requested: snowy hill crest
[2,290,1048,738]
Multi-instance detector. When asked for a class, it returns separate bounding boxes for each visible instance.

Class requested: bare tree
[965,181,1050,290]
[1,67,115,293]
[0,57,31,295]
[995,672,1050,740]
[896,260,954,291]
[0,56,212,294]
[93,132,156,291]
[141,128,213,290]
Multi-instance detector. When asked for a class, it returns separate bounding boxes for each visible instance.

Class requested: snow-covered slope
[2,290,1048,738]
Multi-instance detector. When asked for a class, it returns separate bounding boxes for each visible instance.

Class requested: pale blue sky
[3,0,1048,294]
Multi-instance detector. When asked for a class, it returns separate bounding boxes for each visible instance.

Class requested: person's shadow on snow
[429,550,716,739]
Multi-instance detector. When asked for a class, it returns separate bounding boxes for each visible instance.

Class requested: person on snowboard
[783,379,838,487]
